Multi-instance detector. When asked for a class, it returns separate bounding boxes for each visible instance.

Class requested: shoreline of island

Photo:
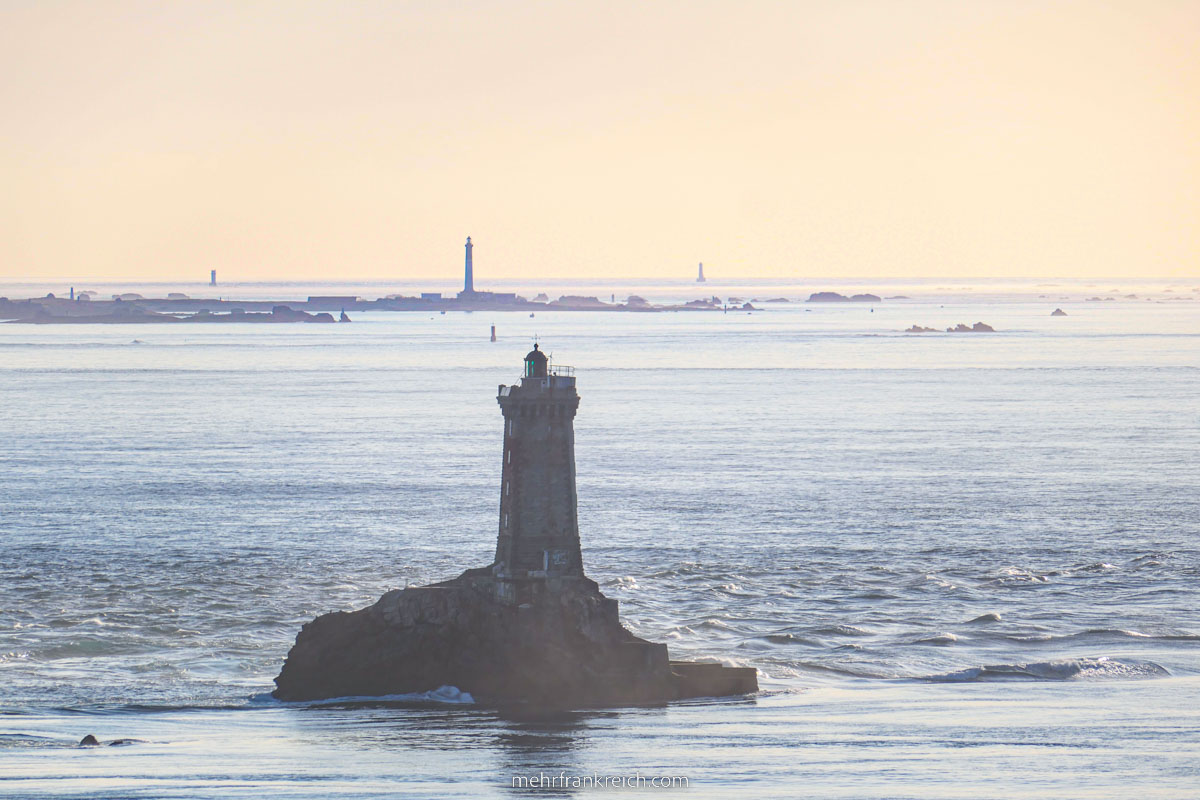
[0,291,764,324]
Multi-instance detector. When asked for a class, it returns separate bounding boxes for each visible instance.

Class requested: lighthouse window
[505,481,510,496]
[506,450,511,464]
[503,513,509,528]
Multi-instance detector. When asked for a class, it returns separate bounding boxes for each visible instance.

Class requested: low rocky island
[0,298,345,324]
[274,346,757,707]
[274,567,752,705]
[807,291,882,303]
[1051,308,1068,316]
[904,322,996,333]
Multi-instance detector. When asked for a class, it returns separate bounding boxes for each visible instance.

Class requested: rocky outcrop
[1051,308,1068,316]
[273,568,756,707]
[807,291,882,303]
[905,322,995,333]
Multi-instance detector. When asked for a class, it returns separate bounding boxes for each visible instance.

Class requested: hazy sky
[2,0,1198,282]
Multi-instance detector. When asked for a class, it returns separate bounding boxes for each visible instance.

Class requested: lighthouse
[273,343,759,704]
[463,236,475,294]
[493,345,582,603]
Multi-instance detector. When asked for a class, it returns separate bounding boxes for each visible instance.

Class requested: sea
[1,277,1198,798]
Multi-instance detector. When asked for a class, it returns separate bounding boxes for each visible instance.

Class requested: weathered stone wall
[496,381,583,577]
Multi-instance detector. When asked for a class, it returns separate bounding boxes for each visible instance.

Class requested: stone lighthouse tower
[463,236,475,294]
[493,344,582,603]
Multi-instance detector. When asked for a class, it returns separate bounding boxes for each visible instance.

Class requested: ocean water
[1,289,1198,798]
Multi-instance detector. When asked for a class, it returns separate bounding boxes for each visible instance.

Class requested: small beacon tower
[696,262,706,283]
[494,345,582,603]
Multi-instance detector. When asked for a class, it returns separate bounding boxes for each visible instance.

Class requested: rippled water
[2,293,1198,797]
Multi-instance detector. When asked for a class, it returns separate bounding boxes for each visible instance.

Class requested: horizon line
[2,275,1196,286]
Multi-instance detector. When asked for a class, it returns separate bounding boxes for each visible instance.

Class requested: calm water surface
[2,293,1198,797]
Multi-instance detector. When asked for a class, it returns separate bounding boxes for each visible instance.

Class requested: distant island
[0,239,758,324]
[1,300,345,324]
[0,293,752,324]
[807,291,882,303]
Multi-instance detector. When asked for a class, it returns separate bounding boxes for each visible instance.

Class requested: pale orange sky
[1,0,1198,281]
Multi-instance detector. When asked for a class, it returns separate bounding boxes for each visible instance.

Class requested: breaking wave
[252,685,475,706]
[921,657,1169,683]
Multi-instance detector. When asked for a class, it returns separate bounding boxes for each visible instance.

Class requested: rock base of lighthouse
[272,568,757,707]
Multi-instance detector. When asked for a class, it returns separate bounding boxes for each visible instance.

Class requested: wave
[921,657,1169,683]
[813,625,874,637]
[789,661,889,680]
[760,633,822,647]
[0,733,62,749]
[1002,628,1200,644]
[251,685,476,707]
[914,633,958,646]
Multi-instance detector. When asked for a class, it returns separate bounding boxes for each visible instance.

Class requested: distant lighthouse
[696,262,706,283]
[493,345,582,604]
[464,236,474,294]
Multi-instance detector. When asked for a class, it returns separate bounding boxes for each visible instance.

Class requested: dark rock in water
[279,569,651,705]
[945,322,995,332]
[274,568,755,706]
[1051,308,1068,316]
[77,734,143,747]
[849,293,882,302]
[905,325,938,333]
